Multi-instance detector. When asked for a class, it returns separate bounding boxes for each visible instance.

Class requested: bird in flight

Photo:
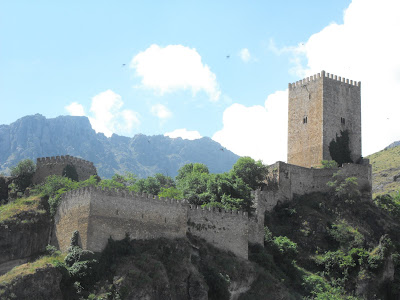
[226,55,230,59]
[122,64,126,67]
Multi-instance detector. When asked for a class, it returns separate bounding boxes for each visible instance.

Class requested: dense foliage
[10,159,36,194]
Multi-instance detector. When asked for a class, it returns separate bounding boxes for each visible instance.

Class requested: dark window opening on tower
[303,116,308,124]
[309,94,311,99]
[341,117,345,125]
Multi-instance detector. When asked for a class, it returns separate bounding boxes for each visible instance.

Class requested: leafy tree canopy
[10,159,36,192]
[230,157,268,190]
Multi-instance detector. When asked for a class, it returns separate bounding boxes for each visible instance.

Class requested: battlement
[288,70,361,90]
[61,186,188,207]
[36,155,95,168]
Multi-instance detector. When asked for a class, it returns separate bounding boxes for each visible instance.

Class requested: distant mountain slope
[367,145,400,196]
[0,114,239,178]
[385,140,400,150]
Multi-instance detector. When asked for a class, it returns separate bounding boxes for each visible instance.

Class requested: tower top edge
[288,70,361,89]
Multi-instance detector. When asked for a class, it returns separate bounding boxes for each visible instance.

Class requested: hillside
[0,114,239,178]
[367,145,400,197]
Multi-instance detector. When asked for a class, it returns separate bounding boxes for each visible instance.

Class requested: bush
[272,236,298,261]
[321,160,338,169]
[328,220,364,250]
[10,159,36,193]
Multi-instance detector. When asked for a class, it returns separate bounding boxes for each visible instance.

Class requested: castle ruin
[50,71,372,260]
[32,155,97,184]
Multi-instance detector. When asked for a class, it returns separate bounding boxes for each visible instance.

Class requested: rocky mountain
[0,114,239,178]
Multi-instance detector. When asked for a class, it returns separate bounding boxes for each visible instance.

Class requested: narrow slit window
[303,116,308,124]
[341,117,345,125]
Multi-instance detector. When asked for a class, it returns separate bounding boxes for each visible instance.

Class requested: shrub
[272,236,298,261]
[321,160,338,169]
[328,220,364,250]
[10,159,36,193]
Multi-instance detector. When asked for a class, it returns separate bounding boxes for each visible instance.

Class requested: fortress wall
[54,187,92,252]
[187,206,248,259]
[32,155,97,184]
[86,188,188,252]
[262,161,372,211]
[248,190,266,245]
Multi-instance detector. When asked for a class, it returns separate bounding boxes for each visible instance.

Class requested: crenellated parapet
[288,70,361,90]
[33,155,97,184]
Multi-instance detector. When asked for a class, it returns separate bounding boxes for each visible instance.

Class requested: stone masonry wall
[261,161,372,212]
[288,71,362,168]
[322,73,361,163]
[87,188,188,252]
[54,188,91,252]
[54,187,251,259]
[288,72,324,167]
[32,155,97,184]
[187,206,249,259]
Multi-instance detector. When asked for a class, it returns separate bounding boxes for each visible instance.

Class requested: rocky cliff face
[0,114,239,178]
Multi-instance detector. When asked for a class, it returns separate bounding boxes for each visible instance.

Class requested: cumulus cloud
[165,128,203,140]
[282,0,400,155]
[65,90,140,137]
[65,102,85,116]
[130,44,221,101]
[213,90,288,164]
[89,90,140,137]
[151,104,172,120]
[239,48,251,62]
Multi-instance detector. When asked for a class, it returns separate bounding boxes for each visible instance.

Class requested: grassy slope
[367,145,400,197]
[0,195,47,224]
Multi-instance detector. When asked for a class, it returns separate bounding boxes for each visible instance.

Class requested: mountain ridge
[0,114,239,178]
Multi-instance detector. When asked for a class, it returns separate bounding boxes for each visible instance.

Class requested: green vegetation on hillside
[4,156,400,298]
[367,145,400,197]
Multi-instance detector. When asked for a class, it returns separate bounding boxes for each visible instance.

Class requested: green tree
[176,163,211,205]
[230,157,268,190]
[10,159,36,192]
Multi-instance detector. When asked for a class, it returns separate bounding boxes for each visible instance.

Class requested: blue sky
[1,0,400,164]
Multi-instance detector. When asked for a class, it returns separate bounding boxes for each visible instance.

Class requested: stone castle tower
[287,70,362,168]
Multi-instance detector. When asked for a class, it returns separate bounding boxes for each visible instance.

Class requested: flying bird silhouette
[226,55,230,59]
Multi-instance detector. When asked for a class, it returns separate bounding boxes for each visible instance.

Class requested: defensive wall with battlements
[32,155,97,184]
[54,186,251,259]
[259,160,372,212]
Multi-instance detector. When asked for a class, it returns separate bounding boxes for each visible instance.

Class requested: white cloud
[282,0,400,156]
[88,90,140,137]
[151,104,172,120]
[213,90,288,164]
[239,48,251,62]
[165,128,203,140]
[65,90,140,137]
[130,44,221,101]
[65,102,85,116]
